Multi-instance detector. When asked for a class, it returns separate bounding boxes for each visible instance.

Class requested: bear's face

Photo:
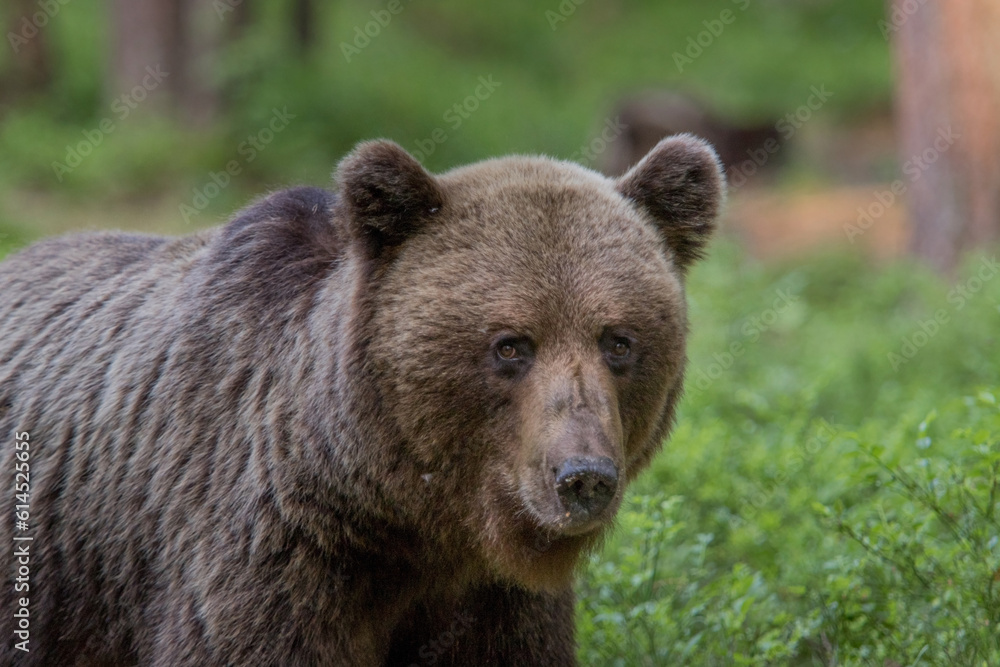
[337,137,724,590]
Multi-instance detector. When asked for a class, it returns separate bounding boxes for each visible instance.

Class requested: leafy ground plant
[821,394,1000,665]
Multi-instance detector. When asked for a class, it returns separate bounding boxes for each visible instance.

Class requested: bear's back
[0,186,347,665]
[0,186,342,371]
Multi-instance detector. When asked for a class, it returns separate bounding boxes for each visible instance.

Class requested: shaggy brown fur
[0,135,724,666]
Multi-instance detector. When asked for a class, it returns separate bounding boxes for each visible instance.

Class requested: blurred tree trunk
[177,1,222,125]
[227,0,253,38]
[110,0,219,124]
[893,0,1000,272]
[292,0,315,55]
[109,0,176,113]
[5,0,54,97]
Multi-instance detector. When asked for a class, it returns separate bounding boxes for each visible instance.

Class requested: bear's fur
[0,135,724,666]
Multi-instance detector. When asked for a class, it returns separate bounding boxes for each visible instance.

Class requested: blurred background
[2,1,999,664]
[0,0,997,271]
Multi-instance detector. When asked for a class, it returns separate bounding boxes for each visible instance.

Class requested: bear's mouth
[555,514,611,537]
[480,477,613,590]
[518,485,621,539]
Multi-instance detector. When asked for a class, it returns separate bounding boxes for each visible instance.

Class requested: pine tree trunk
[892,0,1000,272]
[5,0,54,97]
[109,0,219,124]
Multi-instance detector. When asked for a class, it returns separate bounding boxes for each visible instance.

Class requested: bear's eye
[600,329,637,375]
[491,335,535,378]
[498,343,518,360]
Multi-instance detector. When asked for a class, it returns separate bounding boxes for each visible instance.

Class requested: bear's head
[336,137,724,590]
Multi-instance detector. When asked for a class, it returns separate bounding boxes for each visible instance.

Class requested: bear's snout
[554,456,618,525]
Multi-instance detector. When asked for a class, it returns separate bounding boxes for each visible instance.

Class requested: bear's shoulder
[196,186,345,314]
[214,186,342,259]
[220,187,338,242]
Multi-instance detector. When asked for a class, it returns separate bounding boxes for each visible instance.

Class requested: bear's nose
[555,456,618,522]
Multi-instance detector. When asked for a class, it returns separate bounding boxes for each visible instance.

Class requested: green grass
[578,242,1000,665]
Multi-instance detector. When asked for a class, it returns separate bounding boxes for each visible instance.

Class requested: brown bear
[0,135,724,666]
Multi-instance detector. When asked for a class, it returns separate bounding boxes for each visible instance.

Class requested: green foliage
[578,244,1000,665]
[822,398,1000,665]
[578,497,823,665]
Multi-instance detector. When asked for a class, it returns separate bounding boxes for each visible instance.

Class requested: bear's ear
[616,134,725,272]
[335,140,444,254]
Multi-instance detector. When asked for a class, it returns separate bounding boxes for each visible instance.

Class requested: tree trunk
[109,0,219,124]
[5,0,54,98]
[108,0,176,114]
[886,0,1000,272]
[175,0,222,126]
[892,0,1000,272]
